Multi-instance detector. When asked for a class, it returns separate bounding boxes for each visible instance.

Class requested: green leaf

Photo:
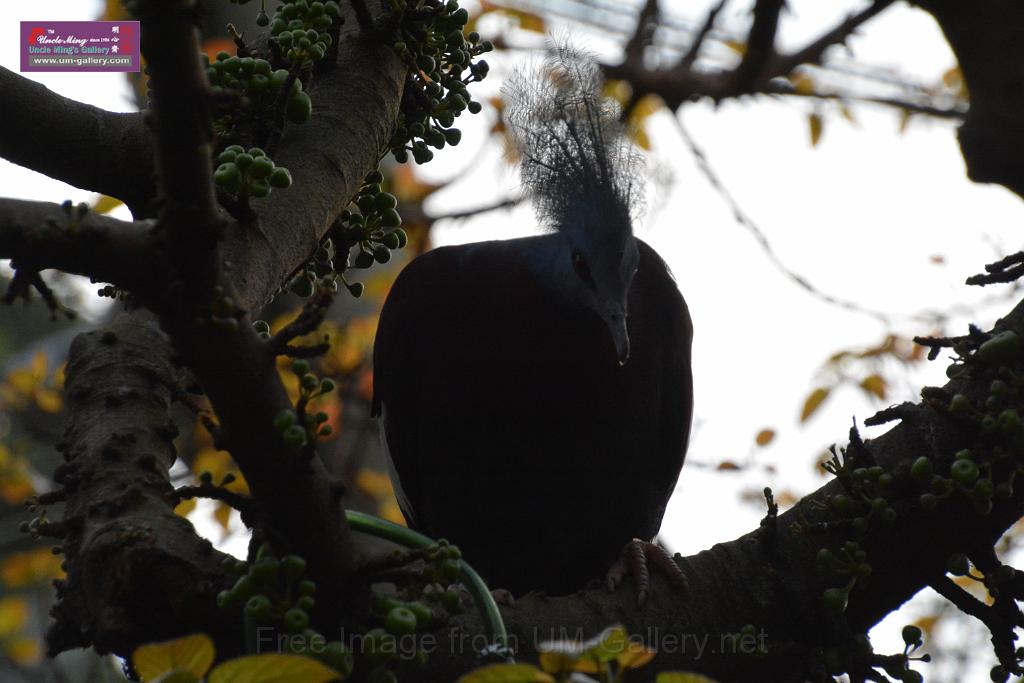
[208,653,341,683]
[132,634,215,682]
[456,663,555,683]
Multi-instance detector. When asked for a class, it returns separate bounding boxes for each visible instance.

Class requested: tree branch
[0,66,156,215]
[731,0,785,91]
[0,197,158,290]
[771,0,896,76]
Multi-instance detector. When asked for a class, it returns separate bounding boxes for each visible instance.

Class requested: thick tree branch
[46,312,238,656]
[913,0,1024,198]
[44,2,407,659]
[0,197,158,290]
[137,0,222,270]
[0,66,156,215]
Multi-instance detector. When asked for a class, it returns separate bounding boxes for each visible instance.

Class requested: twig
[677,0,727,72]
[268,287,336,354]
[967,251,1024,286]
[772,0,896,76]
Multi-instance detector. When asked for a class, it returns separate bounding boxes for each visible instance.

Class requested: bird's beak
[609,312,630,366]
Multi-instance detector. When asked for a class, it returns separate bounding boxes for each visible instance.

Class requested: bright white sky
[2,0,1021,676]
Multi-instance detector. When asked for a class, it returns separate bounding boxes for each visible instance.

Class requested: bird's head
[505,42,646,366]
[561,218,639,365]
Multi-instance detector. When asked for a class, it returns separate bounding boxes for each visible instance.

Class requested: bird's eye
[571,249,594,287]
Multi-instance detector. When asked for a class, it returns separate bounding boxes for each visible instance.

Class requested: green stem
[344,509,511,659]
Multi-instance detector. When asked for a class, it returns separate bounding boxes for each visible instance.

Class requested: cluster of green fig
[821,629,928,683]
[268,0,342,63]
[909,329,1023,515]
[214,145,293,200]
[204,52,313,134]
[287,235,346,298]
[272,359,335,453]
[218,546,353,676]
[389,0,492,164]
[817,541,872,614]
[822,448,898,537]
[361,540,466,680]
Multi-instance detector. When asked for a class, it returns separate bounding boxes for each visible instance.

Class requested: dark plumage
[372,45,693,595]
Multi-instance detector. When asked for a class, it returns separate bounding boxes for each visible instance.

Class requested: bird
[372,44,693,597]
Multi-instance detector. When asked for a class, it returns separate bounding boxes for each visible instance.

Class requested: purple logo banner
[20,21,140,73]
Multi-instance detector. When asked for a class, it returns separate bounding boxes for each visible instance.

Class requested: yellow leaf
[0,597,29,637]
[800,387,831,423]
[808,113,823,147]
[1,548,65,588]
[628,124,652,151]
[754,429,776,447]
[913,615,940,636]
[35,388,63,413]
[208,653,342,683]
[656,673,720,683]
[5,636,42,666]
[496,8,545,33]
[92,195,124,214]
[723,40,746,55]
[456,663,555,683]
[213,503,233,532]
[602,80,632,107]
[839,102,857,125]
[898,108,913,134]
[629,94,663,123]
[716,461,741,471]
[617,641,656,669]
[132,634,215,682]
[859,374,887,400]
[174,498,197,517]
[790,72,815,96]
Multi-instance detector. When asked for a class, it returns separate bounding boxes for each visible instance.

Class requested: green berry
[902,624,923,646]
[951,459,979,486]
[910,456,933,481]
[273,410,295,432]
[289,274,315,297]
[269,167,293,188]
[821,587,848,612]
[385,606,418,635]
[948,393,971,416]
[214,162,241,187]
[292,359,310,375]
[283,424,308,449]
[250,179,271,198]
[287,92,313,123]
[249,156,274,179]
[284,608,309,632]
[282,554,307,580]
[380,208,402,228]
[977,331,1020,366]
[244,594,273,620]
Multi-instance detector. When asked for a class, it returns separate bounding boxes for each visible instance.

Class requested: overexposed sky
[2,0,1021,675]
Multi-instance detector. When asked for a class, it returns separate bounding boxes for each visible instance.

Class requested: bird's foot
[606,539,688,606]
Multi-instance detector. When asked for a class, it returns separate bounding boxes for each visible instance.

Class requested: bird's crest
[504,42,645,246]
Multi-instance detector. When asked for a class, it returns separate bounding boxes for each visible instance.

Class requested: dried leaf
[859,374,887,400]
[800,387,831,423]
[754,429,776,447]
[808,113,823,147]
